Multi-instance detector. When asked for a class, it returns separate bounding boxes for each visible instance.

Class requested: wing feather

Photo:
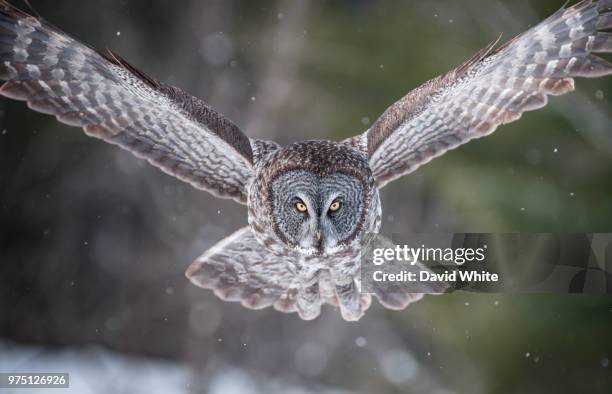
[186,227,301,313]
[0,2,264,203]
[347,0,612,188]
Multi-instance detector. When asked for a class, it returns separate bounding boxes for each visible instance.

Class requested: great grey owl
[1,1,612,321]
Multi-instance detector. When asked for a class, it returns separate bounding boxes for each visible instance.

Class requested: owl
[1,1,611,321]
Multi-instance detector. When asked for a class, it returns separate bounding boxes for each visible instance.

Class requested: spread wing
[186,227,302,314]
[346,0,612,188]
[0,2,269,204]
[186,228,374,321]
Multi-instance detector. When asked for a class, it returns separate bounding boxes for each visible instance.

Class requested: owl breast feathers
[1,0,612,320]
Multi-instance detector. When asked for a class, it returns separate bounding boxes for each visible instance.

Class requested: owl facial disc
[270,170,365,255]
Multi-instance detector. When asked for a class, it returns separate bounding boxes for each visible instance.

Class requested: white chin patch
[295,243,346,256]
[295,245,318,256]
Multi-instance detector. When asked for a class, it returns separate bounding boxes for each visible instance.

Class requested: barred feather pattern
[358,0,612,188]
[0,3,257,203]
[186,226,376,320]
[185,226,440,320]
[186,227,302,313]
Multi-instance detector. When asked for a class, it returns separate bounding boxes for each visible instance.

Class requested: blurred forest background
[1,0,612,393]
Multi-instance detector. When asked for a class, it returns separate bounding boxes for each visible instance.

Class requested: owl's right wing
[186,227,303,314]
[0,2,276,204]
[345,0,612,188]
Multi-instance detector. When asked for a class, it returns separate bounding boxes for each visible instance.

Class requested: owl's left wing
[0,2,262,204]
[346,0,612,188]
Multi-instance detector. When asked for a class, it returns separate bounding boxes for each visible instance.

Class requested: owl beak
[315,230,322,241]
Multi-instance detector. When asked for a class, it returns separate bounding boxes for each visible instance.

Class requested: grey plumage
[347,0,612,188]
[270,170,365,252]
[0,2,259,203]
[186,226,374,321]
[245,140,381,320]
[2,1,612,321]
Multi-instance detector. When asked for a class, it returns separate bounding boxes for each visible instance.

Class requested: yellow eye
[295,202,308,213]
[329,200,342,212]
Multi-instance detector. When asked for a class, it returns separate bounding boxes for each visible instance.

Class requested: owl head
[248,141,380,257]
